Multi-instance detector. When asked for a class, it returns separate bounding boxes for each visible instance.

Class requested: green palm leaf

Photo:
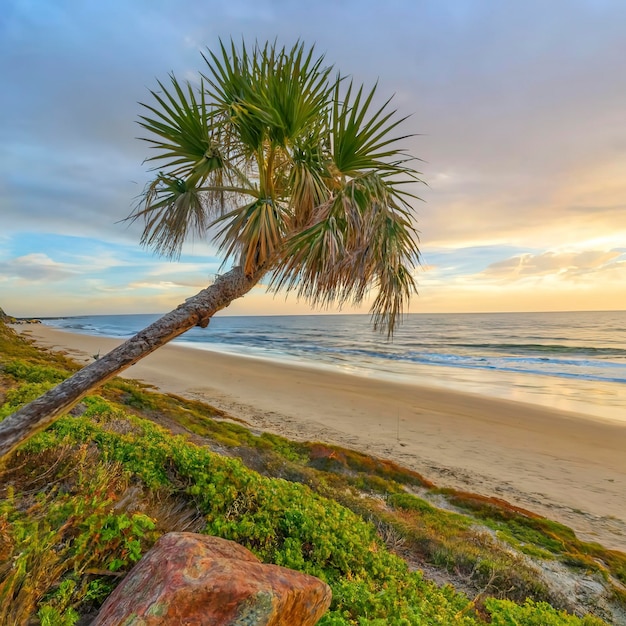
[138,74,214,176]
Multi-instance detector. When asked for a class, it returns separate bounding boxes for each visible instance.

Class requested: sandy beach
[12,324,626,553]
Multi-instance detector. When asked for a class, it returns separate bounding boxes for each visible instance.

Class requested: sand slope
[12,324,626,552]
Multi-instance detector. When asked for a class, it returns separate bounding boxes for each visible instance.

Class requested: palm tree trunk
[0,266,264,459]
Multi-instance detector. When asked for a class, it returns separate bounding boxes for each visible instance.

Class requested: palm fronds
[131,39,424,333]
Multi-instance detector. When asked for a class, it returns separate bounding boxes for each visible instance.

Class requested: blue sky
[2,0,626,316]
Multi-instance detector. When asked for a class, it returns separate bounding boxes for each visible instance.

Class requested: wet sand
[12,324,626,552]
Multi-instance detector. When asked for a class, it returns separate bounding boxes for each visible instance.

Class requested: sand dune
[13,324,626,552]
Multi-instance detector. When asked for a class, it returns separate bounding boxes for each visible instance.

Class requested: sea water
[42,310,626,422]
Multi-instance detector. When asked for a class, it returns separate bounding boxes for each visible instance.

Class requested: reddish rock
[93,532,332,626]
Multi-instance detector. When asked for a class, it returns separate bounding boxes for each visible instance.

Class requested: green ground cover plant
[0,321,616,624]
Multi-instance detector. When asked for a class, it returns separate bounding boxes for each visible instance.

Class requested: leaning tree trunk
[0,266,264,459]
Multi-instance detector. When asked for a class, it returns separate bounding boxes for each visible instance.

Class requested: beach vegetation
[485,599,607,625]
[3,360,69,384]
[0,321,620,624]
[440,490,626,587]
[1,38,424,457]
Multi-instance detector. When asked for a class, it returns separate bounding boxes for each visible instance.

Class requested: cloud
[0,253,77,281]
[125,277,209,291]
[482,249,625,282]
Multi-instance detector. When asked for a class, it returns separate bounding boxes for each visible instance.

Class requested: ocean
[42,310,626,423]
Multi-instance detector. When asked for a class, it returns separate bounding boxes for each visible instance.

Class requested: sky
[1,0,625,317]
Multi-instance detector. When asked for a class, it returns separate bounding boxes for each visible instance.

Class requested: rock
[93,532,332,626]
[0,307,16,324]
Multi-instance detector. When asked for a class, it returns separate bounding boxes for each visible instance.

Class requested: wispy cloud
[482,250,625,281]
[0,253,77,282]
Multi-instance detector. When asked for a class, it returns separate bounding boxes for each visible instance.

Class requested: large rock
[93,532,332,625]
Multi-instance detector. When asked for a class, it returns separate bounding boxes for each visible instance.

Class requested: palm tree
[0,40,423,458]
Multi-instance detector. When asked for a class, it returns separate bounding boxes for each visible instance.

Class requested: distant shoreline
[13,308,626,318]
[12,323,626,553]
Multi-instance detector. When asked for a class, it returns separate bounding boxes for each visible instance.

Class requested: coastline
[12,323,626,553]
